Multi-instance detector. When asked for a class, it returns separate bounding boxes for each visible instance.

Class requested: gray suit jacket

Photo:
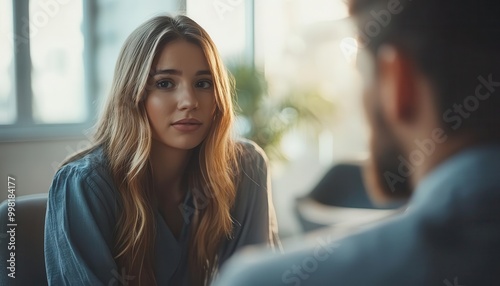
[215,145,500,286]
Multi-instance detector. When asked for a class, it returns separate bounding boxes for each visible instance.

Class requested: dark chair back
[295,162,406,232]
[0,194,48,286]
[308,163,372,208]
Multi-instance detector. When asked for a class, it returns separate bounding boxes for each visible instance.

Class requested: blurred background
[0,0,381,239]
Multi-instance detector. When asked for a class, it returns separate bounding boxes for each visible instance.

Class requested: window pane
[187,0,247,60]
[29,0,86,124]
[0,0,16,124]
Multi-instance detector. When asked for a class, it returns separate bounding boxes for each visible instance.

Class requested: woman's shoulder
[52,147,116,197]
[234,139,269,188]
[48,147,120,227]
[58,147,110,179]
[235,138,269,167]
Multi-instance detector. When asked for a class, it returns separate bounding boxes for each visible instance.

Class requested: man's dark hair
[350,0,500,141]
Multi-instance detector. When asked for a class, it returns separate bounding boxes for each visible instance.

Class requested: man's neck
[409,135,482,190]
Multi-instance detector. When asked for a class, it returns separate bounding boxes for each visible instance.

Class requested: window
[187,0,254,63]
[0,0,95,141]
[30,0,86,123]
[0,0,15,124]
[253,0,366,162]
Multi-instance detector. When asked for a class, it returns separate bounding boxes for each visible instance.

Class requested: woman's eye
[195,80,213,89]
[156,80,174,89]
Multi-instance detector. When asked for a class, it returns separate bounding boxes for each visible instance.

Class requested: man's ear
[376,45,418,127]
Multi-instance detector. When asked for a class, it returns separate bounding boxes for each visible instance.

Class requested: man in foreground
[214,0,500,285]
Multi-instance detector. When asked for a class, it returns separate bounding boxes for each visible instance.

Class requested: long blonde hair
[64,15,239,285]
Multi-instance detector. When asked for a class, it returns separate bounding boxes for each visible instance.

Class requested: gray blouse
[44,140,280,285]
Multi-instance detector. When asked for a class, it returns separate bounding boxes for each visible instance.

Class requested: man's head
[349,0,500,203]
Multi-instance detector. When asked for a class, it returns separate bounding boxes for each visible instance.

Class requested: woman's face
[145,40,216,151]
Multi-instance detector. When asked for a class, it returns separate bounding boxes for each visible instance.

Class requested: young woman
[44,15,280,286]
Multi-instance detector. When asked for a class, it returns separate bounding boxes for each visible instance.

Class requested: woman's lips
[171,118,202,132]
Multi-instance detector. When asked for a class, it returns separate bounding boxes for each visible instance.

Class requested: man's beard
[363,108,413,204]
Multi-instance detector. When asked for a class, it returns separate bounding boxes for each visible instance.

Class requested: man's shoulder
[411,145,500,221]
[216,213,424,286]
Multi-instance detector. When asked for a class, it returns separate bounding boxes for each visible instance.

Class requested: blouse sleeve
[44,160,122,286]
[218,140,282,266]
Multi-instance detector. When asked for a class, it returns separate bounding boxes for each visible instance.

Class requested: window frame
[0,0,97,142]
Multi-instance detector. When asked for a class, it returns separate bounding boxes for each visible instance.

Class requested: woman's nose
[177,85,198,111]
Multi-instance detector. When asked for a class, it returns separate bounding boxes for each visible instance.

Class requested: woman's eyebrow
[151,69,181,76]
[195,70,212,76]
[150,69,212,76]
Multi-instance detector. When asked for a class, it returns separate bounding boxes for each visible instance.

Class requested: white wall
[0,138,86,198]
